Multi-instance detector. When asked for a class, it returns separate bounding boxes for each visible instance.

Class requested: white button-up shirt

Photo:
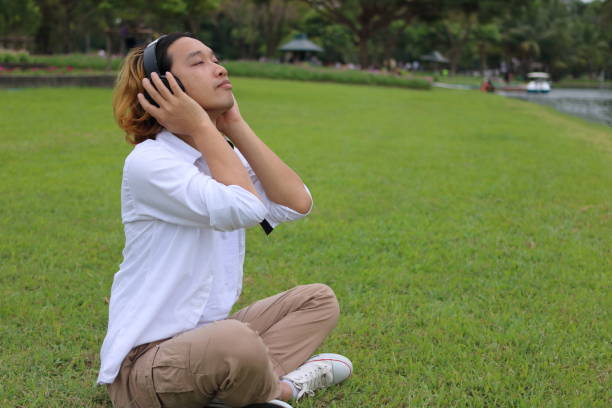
[97,131,311,384]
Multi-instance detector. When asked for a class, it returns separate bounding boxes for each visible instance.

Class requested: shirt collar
[156,131,202,163]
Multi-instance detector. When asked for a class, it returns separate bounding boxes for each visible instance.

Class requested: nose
[215,64,228,78]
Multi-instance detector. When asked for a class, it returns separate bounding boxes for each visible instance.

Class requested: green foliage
[1,0,610,80]
[223,60,431,89]
[0,51,31,64]
[301,0,439,68]
[0,0,40,36]
[554,77,612,89]
[298,11,355,63]
[214,0,307,59]
[2,53,431,89]
[27,54,123,70]
[1,80,611,407]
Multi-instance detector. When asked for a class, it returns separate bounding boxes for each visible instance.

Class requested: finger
[142,77,165,107]
[137,92,161,117]
[150,72,174,101]
[166,71,184,96]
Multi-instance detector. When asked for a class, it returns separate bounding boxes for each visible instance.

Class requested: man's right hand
[138,71,213,137]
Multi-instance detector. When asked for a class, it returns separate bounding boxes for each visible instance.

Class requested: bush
[223,61,431,90]
[0,51,33,65]
[0,53,18,64]
[5,53,431,89]
[18,53,32,63]
[29,54,122,70]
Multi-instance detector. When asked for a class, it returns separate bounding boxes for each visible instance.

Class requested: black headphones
[143,35,186,107]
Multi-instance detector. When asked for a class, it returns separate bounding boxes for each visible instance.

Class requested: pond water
[498,88,612,127]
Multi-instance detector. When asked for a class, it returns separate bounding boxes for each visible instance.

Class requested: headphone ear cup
[143,88,158,107]
[173,75,186,93]
[159,75,186,94]
[142,74,186,108]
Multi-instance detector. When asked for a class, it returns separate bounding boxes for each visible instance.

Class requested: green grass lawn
[0,79,610,407]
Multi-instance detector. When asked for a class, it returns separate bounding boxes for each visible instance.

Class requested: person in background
[480,78,496,93]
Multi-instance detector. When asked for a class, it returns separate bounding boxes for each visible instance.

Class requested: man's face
[166,37,233,112]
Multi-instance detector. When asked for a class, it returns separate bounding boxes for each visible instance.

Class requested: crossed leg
[110,284,340,408]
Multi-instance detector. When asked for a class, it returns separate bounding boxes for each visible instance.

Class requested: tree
[298,9,355,63]
[34,0,83,53]
[567,0,610,79]
[0,0,41,38]
[216,0,304,59]
[254,0,296,58]
[301,0,438,68]
[472,22,501,76]
[435,7,477,75]
[498,0,587,79]
[219,0,266,58]
[153,0,220,35]
[432,0,532,76]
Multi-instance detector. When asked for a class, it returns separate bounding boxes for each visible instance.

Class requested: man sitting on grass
[97,32,352,408]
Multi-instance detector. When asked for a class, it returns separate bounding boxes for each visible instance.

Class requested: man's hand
[138,72,213,136]
[216,93,245,136]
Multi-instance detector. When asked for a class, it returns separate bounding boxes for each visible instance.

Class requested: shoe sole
[209,401,293,408]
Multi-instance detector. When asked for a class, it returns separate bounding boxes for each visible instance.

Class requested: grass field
[0,79,610,407]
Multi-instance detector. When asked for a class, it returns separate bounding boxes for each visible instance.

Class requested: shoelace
[287,362,333,400]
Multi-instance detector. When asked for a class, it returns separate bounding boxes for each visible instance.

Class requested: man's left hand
[216,94,245,136]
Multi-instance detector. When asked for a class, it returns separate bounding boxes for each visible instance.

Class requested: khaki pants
[107,284,340,408]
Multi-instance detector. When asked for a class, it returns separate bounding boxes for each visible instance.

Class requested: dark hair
[154,32,196,74]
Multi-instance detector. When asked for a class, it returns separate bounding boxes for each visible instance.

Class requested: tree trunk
[85,31,91,54]
[187,16,200,36]
[382,31,397,69]
[264,1,275,58]
[449,52,459,75]
[105,32,113,70]
[478,43,487,77]
[34,1,54,54]
[265,0,288,58]
[357,31,370,69]
[447,40,464,75]
[447,12,475,76]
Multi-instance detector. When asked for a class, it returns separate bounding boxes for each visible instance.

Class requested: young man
[97,32,352,408]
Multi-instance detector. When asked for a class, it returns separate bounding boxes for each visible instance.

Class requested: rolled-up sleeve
[125,147,267,230]
[235,149,313,228]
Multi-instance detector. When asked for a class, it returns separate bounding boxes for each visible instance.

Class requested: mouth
[217,79,232,89]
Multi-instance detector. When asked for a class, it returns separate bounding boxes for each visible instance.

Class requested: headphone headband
[143,35,165,77]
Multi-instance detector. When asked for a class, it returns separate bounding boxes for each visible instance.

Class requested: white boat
[526,72,551,93]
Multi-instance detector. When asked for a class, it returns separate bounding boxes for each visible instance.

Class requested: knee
[210,320,270,370]
[189,320,277,406]
[307,283,334,294]
[305,283,340,324]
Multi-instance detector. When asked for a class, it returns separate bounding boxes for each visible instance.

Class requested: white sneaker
[266,400,293,408]
[212,399,293,408]
[282,353,353,400]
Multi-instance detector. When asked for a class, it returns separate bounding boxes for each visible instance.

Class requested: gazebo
[420,51,449,71]
[279,34,323,63]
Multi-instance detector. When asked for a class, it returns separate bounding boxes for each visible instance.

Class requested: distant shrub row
[28,54,123,70]
[224,61,431,90]
[0,52,33,64]
[554,78,612,89]
[6,53,431,90]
